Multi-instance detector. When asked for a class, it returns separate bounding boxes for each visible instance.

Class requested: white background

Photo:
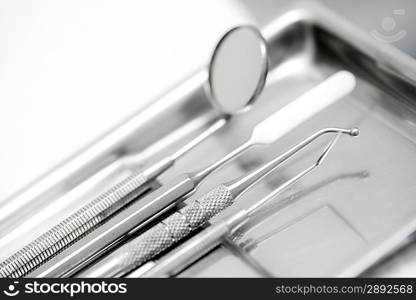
[0,0,252,202]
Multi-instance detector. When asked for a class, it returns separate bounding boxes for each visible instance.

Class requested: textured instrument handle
[142,220,230,277]
[0,170,151,278]
[141,210,247,278]
[101,185,234,277]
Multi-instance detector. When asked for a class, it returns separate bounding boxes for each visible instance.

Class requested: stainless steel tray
[169,3,416,277]
[3,2,416,277]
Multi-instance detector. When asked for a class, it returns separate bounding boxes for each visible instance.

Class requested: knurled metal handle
[105,184,234,276]
[0,170,152,278]
[142,219,231,278]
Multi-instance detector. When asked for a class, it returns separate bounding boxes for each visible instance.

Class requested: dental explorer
[27,70,356,278]
[137,132,349,277]
[0,25,268,279]
[78,127,359,277]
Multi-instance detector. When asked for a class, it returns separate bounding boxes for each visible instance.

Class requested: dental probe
[137,133,346,277]
[27,70,356,278]
[78,127,358,277]
[0,25,268,279]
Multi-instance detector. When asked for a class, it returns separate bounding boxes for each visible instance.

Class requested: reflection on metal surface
[2,2,416,277]
[235,171,369,250]
[172,3,416,277]
[0,118,226,279]
[81,128,357,277]
[138,132,354,278]
[208,26,268,114]
[29,68,355,277]
[1,25,271,278]
[363,235,416,277]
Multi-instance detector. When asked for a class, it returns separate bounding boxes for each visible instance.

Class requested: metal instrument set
[5,2,413,277]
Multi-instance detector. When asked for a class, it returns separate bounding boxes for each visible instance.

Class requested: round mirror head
[209,25,268,114]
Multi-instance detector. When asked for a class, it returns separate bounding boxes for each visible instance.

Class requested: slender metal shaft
[26,136,255,278]
[28,131,254,278]
[0,119,226,279]
[78,128,357,277]
[28,174,197,278]
[138,166,315,278]
[245,132,341,215]
[138,134,345,278]
[170,118,227,161]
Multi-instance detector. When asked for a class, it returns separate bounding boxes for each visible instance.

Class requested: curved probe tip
[317,126,359,166]
[350,127,360,137]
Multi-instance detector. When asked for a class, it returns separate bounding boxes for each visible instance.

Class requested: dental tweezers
[78,127,358,277]
[22,71,355,278]
[138,132,346,277]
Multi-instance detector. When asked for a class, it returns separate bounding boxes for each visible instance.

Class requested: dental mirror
[208,25,268,114]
